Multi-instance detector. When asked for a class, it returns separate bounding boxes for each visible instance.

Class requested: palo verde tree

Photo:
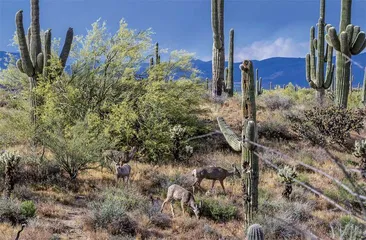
[15,0,73,130]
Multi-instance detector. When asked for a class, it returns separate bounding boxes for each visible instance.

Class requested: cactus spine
[246,224,264,240]
[217,60,258,228]
[362,68,366,106]
[227,28,234,97]
[305,0,334,105]
[211,0,225,97]
[325,0,366,108]
[15,0,73,127]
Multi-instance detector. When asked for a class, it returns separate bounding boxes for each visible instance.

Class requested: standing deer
[160,184,202,219]
[191,164,241,194]
[113,161,131,187]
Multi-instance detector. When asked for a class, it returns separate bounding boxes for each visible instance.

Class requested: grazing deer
[113,161,131,187]
[191,164,241,194]
[160,184,202,219]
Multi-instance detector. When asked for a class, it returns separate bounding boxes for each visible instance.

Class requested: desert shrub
[13,185,34,201]
[20,200,36,218]
[0,198,21,225]
[258,120,295,141]
[149,213,172,229]
[91,196,136,235]
[90,188,148,235]
[260,94,294,111]
[200,198,238,222]
[330,216,366,240]
[287,106,365,147]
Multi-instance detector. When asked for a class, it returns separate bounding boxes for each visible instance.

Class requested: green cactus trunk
[362,68,366,105]
[155,42,160,65]
[305,0,334,105]
[15,0,73,132]
[325,0,366,108]
[211,0,225,97]
[240,60,257,227]
[227,29,234,97]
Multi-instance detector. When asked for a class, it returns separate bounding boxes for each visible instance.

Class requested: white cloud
[235,38,308,61]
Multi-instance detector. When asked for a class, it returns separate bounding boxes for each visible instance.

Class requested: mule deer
[113,161,131,186]
[160,184,202,219]
[191,164,241,194]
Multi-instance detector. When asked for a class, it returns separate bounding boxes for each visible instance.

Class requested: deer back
[195,167,230,180]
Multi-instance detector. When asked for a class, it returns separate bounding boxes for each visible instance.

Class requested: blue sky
[0,0,365,61]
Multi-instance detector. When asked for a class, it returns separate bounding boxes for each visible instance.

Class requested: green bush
[200,198,238,222]
[20,200,36,218]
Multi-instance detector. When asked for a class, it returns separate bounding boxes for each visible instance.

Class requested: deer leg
[181,201,185,216]
[219,180,226,194]
[160,199,169,213]
[115,176,119,187]
[170,201,175,217]
[211,180,216,191]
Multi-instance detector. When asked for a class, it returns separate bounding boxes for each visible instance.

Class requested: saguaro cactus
[211,0,225,97]
[227,28,234,97]
[15,0,73,127]
[305,0,334,105]
[149,57,154,69]
[325,0,366,108]
[155,42,160,65]
[217,60,258,228]
[255,69,263,96]
[362,68,366,106]
[246,224,264,240]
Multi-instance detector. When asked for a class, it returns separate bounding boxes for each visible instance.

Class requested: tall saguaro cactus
[211,0,225,97]
[325,0,366,108]
[155,42,160,65]
[305,0,334,104]
[15,0,73,127]
[362,68,366,106]
[255,69,263,96]
[217,60,258,228]
[227,28,234,97]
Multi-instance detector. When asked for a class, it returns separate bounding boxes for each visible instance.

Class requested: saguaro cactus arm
[15,10,34,76]
[217,117,241,151]
[59,28,74,69]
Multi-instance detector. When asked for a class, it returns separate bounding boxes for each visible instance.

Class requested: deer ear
[128,146,137,160]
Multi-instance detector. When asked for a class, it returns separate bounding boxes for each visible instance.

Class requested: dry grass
[1,89,366,239]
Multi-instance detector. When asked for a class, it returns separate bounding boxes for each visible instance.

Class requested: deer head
[231,164,241,178]
[128,146,137,161]
[192,200,202,219]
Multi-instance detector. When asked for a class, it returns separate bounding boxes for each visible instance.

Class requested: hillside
[2,50,365,90]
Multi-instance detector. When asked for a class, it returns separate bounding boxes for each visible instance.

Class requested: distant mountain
[193,52,366,90]
[1,51,365,90]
